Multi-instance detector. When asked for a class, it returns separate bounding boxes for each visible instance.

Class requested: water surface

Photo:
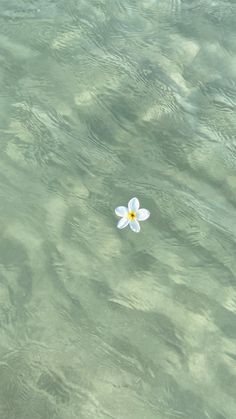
[0,1,236,418]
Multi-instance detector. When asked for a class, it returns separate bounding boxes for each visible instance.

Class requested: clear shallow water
[0,0,236,418]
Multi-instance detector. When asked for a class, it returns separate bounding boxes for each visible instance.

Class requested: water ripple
[0,0,236,418]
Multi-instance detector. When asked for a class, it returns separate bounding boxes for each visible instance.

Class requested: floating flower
[115,197,150,233]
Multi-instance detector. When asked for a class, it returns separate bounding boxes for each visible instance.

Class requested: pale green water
[0,1,236,418]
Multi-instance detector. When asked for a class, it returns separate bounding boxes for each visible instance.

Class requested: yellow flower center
[128,211,136,221]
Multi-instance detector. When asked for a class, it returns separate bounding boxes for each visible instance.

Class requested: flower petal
[128,197,140,212]
[117,217,129,229]
[115,206,128,217]
[137,208,150,221]
[129,220,140,233]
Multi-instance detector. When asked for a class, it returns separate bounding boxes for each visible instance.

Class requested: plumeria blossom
[115,197,150,233]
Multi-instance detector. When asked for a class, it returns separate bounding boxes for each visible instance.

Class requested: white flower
[115,197,150,233]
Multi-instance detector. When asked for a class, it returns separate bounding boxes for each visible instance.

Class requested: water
[0,0,236,418]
